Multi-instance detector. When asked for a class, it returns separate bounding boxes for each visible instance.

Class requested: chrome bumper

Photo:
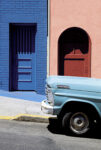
[41,100,53,114]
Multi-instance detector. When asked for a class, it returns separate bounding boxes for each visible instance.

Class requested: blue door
[10,24,36,91]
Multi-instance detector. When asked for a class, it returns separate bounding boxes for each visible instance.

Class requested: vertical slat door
[12,24,36,90]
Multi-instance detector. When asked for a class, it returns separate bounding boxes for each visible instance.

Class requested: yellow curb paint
[0,114,50,120]
[0,116,13,120]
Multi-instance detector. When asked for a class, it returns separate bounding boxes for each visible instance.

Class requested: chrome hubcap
[70,112,89,134]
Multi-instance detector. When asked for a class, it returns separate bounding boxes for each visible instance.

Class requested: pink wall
[50,0,101,78]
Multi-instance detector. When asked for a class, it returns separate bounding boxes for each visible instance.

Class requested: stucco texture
[50,0,101,78]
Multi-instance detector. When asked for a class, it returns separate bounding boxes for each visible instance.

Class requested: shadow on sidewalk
[0,90,46,102]
[47,118,101,139]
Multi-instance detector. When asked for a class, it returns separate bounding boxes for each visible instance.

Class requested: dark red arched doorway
[58,27,91,77]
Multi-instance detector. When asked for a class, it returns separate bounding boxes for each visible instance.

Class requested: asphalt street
[0,120,101,150]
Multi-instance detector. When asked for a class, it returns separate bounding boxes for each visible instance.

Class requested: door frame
[58,27,91,77]
[9,23,37,91]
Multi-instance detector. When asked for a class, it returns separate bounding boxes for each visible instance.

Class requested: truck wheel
[62,112,90,136]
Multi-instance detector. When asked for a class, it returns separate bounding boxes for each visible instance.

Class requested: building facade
[0,0,47,94]
[1,0,101,95]
[49,0,101,78]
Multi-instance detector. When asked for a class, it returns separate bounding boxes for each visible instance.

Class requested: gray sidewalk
[0,96,56,123]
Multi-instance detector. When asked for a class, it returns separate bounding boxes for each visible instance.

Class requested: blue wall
[0,0,47,94]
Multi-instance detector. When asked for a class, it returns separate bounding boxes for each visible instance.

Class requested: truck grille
[45,85,54,106]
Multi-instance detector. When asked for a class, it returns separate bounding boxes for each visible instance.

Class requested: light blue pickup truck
[41,76,101,135]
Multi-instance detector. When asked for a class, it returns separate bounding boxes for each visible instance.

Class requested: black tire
[62,112,90,136]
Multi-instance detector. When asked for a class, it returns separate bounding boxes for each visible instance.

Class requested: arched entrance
[58,27,91,77]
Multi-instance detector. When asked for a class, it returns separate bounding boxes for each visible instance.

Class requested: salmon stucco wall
[49,0,101,78]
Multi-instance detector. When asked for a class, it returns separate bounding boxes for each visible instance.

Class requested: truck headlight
[45,85,54,106]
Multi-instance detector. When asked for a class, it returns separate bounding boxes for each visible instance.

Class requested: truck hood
[46,76,101,93]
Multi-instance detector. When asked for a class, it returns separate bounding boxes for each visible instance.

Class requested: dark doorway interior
[58,27,91,77]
